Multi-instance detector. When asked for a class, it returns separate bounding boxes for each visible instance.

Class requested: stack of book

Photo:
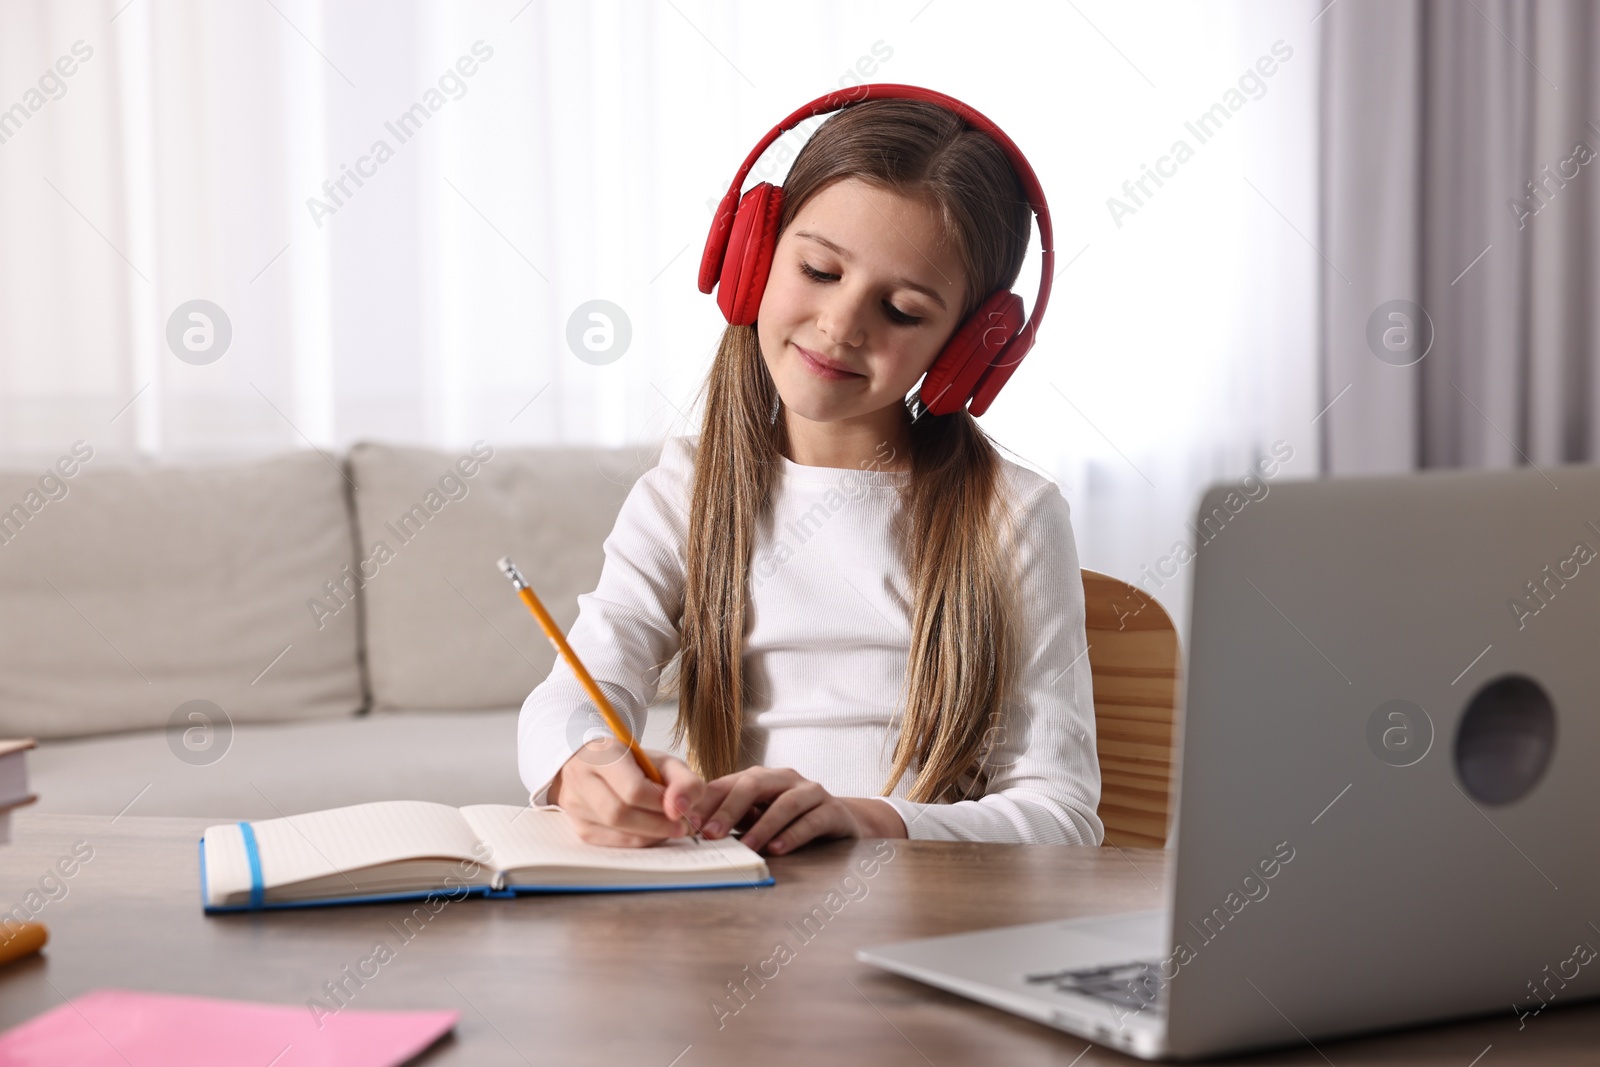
[0,739,36,845]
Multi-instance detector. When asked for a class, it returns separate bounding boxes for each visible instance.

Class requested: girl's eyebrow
[795,230,948,311]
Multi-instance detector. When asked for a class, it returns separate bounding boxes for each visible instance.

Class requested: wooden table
[2,813,1597,1065]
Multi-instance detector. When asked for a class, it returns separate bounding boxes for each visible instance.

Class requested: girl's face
[757,177,968,435]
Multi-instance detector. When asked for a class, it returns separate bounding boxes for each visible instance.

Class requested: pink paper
[0,989,458,1067]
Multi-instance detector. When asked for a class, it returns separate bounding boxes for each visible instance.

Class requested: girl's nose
[816,289,868,349]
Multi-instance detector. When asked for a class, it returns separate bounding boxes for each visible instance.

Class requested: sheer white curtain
[0,0,1319,640]
[1320,0,1600,475]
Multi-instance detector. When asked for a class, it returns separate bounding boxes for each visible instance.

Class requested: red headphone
[698,83,1054,418]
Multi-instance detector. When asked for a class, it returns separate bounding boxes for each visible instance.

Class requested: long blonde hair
[672,99,1033,803]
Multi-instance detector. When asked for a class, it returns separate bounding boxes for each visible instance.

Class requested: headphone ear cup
[918,291,1025,416]
[698,189,738,295]
[715,183,783,325]
[966,319,1037,417]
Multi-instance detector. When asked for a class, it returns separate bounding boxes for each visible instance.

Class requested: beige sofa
[0,440,685,820]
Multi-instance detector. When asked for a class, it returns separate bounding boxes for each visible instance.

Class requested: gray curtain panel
[1320,0,1600,474]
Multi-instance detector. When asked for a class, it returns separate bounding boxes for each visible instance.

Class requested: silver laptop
[859,464,1600,1059]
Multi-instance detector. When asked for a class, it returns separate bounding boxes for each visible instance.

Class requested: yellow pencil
[497,557,701,842]
[0,921,47,967]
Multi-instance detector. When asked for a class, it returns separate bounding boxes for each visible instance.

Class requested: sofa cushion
[28,703,685,819]
[0,449,365,738]
[347,440,654,711]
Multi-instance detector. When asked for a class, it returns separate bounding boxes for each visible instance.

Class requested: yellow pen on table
[497,557,702,843]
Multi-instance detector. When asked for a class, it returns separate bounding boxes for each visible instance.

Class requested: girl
[517,94,1101,854]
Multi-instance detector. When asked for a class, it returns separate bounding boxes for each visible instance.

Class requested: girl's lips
[794,344,863,381]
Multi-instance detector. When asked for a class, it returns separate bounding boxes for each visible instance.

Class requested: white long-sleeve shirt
[516,434,1104,845]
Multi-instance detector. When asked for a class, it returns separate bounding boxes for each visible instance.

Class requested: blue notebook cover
[198,823,774,914]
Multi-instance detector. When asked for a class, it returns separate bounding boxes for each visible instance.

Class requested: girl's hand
[691,767,907,855]
[547,738,706,848]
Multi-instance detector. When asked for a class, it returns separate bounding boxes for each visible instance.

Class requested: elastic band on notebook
[238,821,264,910]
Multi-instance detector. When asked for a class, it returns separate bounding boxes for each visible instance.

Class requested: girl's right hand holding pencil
[547,738,707,848]
[549,741,909,854]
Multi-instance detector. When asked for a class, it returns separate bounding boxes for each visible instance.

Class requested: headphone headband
[699,84,1054,416]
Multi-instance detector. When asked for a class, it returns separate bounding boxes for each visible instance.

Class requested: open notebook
[200,801,772,912]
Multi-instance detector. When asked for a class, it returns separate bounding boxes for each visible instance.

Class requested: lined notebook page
[461,805,766,875]
[202,824,255,903]
[207,801,484,899]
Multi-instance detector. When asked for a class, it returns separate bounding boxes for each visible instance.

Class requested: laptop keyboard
[1025,960,1166,1013]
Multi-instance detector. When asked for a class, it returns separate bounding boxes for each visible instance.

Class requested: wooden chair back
[1080,569,1181,848]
